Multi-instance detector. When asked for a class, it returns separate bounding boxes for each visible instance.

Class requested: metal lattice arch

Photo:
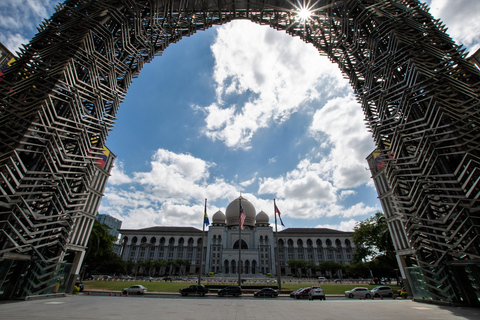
[0,0,479,304]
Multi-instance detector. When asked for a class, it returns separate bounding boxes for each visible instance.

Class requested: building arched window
[233,239,248,249]
[150,237,156,244]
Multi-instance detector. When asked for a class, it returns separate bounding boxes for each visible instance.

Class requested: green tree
[126,260,136,275]
[286,260,317,277]
[176,259,191,276]
[83,220,124,275]
[287,260,304,277]
[352,212,395,263]
[344,262,369,278]
[143,260,155,276]
[352,212,397,278]
[318,261,342,278]
[154,259,168,276]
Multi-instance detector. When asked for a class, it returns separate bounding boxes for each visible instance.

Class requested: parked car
[179,285,209,296]
[318,277,327,282]
[143,276,153,281]
[333,279,342,283]
[119,275,132,279]
[162,276,173,281]
[217,286,242,297]
[254,288,278,298]
[308,286,326,300]
[187,277,198,281]
[371,286,394,297]
[289,288,304,298]
[345,287,371,299]
[123,285,147,295]
[294,287,311,299]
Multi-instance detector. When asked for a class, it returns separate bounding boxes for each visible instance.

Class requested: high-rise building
[97,214,122,239]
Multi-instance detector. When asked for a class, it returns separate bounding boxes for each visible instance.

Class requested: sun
[298,8,312,21]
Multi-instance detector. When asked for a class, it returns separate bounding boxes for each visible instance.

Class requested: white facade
[120,196,355,277]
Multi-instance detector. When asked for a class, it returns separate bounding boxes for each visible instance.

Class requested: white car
[123,285,147,295]
[345,287,372,299]
[309,286,326,300]
[370,286,394,297]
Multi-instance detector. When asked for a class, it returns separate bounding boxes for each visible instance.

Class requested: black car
[179,285,209,296]
[289,288,304,298]
[254,288,278,298]
[217,286,242,297]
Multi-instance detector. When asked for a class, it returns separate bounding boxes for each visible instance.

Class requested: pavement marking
[44,301,65,305]
[412,307,433,310]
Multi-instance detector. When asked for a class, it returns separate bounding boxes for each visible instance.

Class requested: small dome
[256,211,270,225]
[212,210,226,224]
[225,196,256,227]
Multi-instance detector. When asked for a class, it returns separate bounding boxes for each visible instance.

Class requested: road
[1,294,478,320]
[85,290,396,301]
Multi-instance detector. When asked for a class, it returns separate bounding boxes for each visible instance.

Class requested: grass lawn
[83,281,401,295]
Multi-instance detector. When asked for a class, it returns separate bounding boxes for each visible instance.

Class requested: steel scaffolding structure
[0,0,479,304]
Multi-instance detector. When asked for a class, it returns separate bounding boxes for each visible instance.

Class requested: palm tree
[153,259,166,276]
[177,259,191,276]
[167,260,179,275]
[144,260,155,277]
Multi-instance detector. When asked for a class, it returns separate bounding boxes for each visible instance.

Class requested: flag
[239,205,246,229]
[204,205,209,227]
[275,205,285,227]
[95,147,110,169]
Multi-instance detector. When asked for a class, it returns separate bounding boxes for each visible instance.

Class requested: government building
[119,196,355,277]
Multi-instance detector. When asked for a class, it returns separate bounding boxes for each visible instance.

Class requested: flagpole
[238,197,242,287]
[199,198,207,286]
[274,199,282,291]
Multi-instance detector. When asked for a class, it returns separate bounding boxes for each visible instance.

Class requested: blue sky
[2,0,480,231]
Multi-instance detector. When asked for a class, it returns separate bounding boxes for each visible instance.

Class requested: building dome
[212,210,226,225]
[225,196,256,227]
[255,210,270,226]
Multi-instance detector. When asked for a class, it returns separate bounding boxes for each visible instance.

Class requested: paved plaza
[0,295,479,320]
